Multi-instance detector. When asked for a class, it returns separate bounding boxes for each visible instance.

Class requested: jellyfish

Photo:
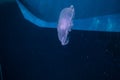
[57,5,75,46]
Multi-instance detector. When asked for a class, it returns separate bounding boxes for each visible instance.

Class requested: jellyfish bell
[57,5,75,46]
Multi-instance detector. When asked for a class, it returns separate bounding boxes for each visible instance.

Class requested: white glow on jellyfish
[57,5,75,46]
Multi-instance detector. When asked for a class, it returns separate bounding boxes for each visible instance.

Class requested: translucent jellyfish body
[57,5,75,46]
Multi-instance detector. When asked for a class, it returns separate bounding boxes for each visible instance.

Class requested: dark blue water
[0,1,120,80]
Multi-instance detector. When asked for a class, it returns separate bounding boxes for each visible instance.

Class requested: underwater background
[0,0,120,80]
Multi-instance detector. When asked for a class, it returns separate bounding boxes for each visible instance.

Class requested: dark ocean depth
[0,1,120,80]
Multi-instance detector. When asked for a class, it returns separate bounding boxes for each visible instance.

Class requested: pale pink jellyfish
[57,5,75,45]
